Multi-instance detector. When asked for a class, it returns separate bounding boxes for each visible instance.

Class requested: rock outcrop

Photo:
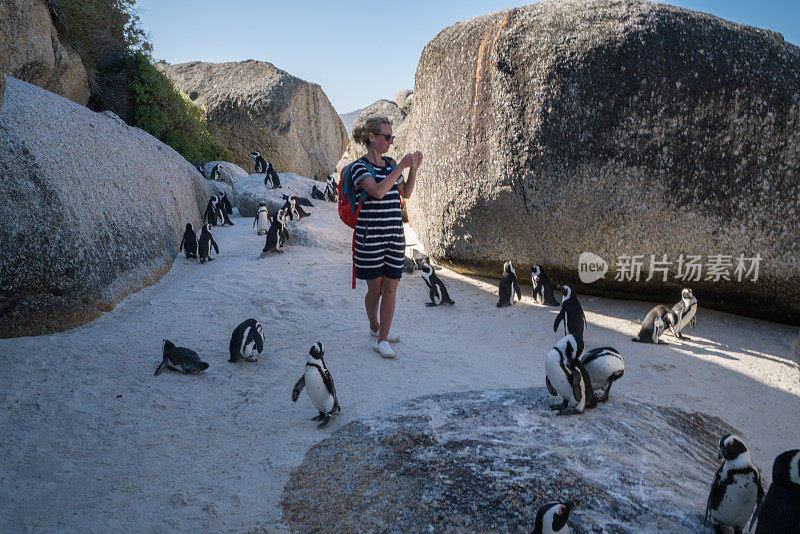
[400,0,800,324]
[0,0,90,105]
[282,387,735,533]
[336,99,407,171]
[0,73,5,108]
[0,77,211,338]
[233,172,324,218]
[157,60,347,181]
[393,89,414,115]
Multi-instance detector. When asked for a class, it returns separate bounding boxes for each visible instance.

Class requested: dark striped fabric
[352,158,405,280]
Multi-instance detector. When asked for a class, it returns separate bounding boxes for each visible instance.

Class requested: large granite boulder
[401,0,800,323]
[282,387,735,532]
[157,60,347,180]
[0,0,90,105]
[0,77,211,338]
[336,99,407,171]
[393,89,414,114]
[233,172,324,218]
[0,73,5,108]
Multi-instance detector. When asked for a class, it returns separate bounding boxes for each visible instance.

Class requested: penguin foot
[245,357,259,362]
[557,408,582,416]
[317,415,331,428]
[550,400,569,411]
[425,302,438,307]
[311,413,325,421]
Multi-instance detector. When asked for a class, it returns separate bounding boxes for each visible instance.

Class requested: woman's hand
[411,151,423,169]
[399,154,416,170]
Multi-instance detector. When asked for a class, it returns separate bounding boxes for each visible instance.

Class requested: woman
[350,116,422,359]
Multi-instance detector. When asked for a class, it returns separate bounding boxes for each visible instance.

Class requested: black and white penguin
[282,194,312,217]
[279,196,298,221]
[545,334,597,415]
[251,151,266,173]
[705,434,765,534]
[631,305,678,344]
[217,200,234,226]
[210,163,221,181]
[264,161,282,188]
[420,263,454,306]
[553,285,587,337]
[253,201,270,235]
[154,340,209,375]
[754,449,800,534]
[204,195,220,226]
[324,174,338,202]
[291,342,341,428]
[228,318,264,363]
[403,255,417,274]
[311,185,326,201]
[671,288,698,339]
[260,212,284,255]
[497,261,522,307]
[219,191,233,215]
[530,265,560,306]
[579,346,624,402]
[198,224,219,263]
[179,223,198,258]
[533,501,573,534]
[277,208,289,246]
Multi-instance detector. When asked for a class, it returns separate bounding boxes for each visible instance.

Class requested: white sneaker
[372,340,396,359]
[370,327,400,343]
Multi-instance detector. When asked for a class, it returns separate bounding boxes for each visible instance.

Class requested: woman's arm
[358,155,413,199]
[398,152,422,198]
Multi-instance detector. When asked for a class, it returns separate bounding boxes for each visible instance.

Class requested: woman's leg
[365,277,383,333]
[378,277,400,342]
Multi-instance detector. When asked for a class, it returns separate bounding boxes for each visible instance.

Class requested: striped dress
[352,157,405,280]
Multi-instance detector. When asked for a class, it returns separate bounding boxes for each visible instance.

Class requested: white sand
[1,204,798,531]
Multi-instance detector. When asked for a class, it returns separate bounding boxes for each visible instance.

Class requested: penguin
[210,163,221,181]
[260,212,285,255]
[545,334,597,416]
[219,191,233,215]
[154,340,209,375]
[311,185,326,201]
[204,196,220,226]
[402,255,416,274]
[411,248,439,270]
[497,260,522,307]
[420,263,454,306]
[579,346,624,402]
[530,265,560,306]
[277,208,289,246]
[179,223,198,259]
[705,434,765,534]
[754,449,800,534]
[533,501,573,534]
[631,305,678,343]
[324,175,338,202]
[228,318,264,363]
[253,201,270,235]
[251,151,266,173]
[198,224,219,263]
[671,288,698,339]
[265,161,282,188]
[282,194,312,217]
[553,285,587,337]
[294,196,314,209]
[291,342,340,428]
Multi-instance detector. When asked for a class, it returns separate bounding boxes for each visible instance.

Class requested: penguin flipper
[553,310,565,332]
[291,376,305,402]
[513,280,522,301]
[545,376,557,396]
[212,240,219,255]
[154,360,167,376]
[705,465,724,525]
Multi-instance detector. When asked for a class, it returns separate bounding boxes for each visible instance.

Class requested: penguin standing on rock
[251,151,266,173]
[265,161,282,188]
[579,346,624,402]
[631,305,678,343]
[553,285,586,337]
[544,334,597,415]
[533,501,573,534]
[198,224,219,263]
[282,194,312,216]
[497,261,522,307]
[291,342,340,428]
[311,185,325,201]
[179,223,198,258]
[705,434,765,534]
[210,163,221,181]
[229,319,264,362]
[253,201,270,235]
[754,449,800,534]
[420,263,454,306]
[155,340,209,375]
[671,288,698,339]
[324,175,338,202]
[530,265,560,306]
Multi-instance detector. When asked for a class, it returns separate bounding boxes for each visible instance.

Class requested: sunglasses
[375,133,395,142]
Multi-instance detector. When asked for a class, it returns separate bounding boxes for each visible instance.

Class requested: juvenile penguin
[530,265,560,306]
[154,340,209,375]
[420,263,454,306]
[671,288,698,339]
[264,161,282,188]
[229,319,264,362]
[553,285,587,337]
[253,201,270,235]
[210,163,221,181]
[251,151,266,173]
[545,334,597,415]
[311,184,325,201]
[497,261,522,307]
[324,175,338,202]
[198,224,219,263]
[179,223,198,258]
[533,501,573,534]
[631,305,678,343]
[579,346,624,402]
[219,191,233,215]
[291,342,340,428]
[705,434,765,534]
[754,449,800,534]
[204,196,220,226]
[260,212,284,255]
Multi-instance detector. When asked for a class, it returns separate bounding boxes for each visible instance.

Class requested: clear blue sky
[135,0,799,114]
